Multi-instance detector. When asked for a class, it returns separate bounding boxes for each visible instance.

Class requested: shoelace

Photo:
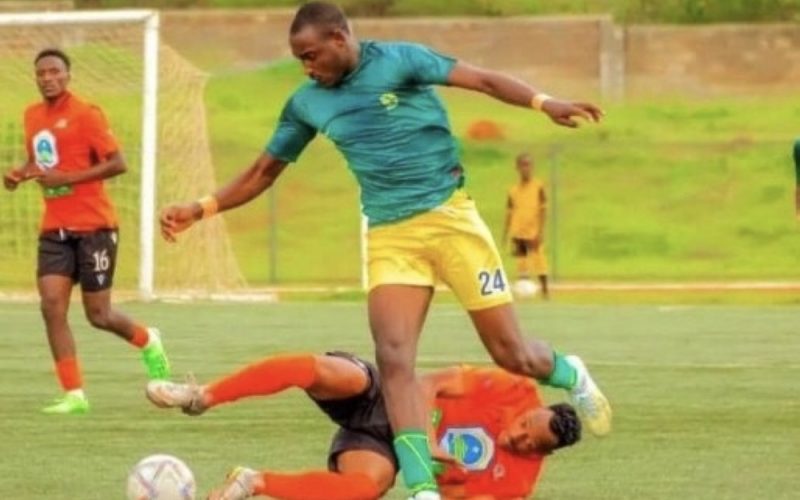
[181,373,207,415]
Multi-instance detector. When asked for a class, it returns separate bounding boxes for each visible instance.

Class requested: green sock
[541,352,577,390]
[393,428,438,495]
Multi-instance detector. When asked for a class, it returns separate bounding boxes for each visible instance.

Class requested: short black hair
[35,48,70,70]
[290,1,349,35]
[548,403,582,450]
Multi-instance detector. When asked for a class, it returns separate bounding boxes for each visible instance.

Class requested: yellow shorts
[367,190,513,311]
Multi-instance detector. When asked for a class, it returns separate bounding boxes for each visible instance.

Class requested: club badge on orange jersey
[438,427,495,471]
[33,129,58,169]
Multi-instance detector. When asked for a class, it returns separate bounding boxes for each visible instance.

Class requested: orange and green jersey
[24,91,119,232]
[507,179,546,240]
[434,367,545,499]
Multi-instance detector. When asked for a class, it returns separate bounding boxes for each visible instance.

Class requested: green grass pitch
[1,300,797,499]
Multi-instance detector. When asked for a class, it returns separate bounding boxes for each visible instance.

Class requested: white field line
[0,281,798,303]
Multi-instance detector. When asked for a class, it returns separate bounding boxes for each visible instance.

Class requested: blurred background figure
[794,138,799,220]
[504,152,549,300]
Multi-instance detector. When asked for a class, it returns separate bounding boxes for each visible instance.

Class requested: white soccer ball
[513,279,539,298]
[126,454,196,500]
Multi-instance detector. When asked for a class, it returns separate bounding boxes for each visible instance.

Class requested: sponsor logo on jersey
[33,129,58,169]
[439,427,495,471]
[379,92,399,111]
[492,463,506,481]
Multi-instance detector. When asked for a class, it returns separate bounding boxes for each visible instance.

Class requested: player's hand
[35,169,71,188]
[431,444,465,478]
[3,169,23,191]
[542,99,603,128]
[530,236,541,250]
[160,202,201,242]
[3,164,41,191]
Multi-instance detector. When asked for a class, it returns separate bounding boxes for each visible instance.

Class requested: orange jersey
[507,180,546,240]
[435,367,545,499]
[24,91,119,232]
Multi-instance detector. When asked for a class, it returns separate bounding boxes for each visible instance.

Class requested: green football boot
[41,392,90,415]
[141,328,171,380]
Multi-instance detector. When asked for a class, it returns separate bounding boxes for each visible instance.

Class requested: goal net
[0,10,245,298]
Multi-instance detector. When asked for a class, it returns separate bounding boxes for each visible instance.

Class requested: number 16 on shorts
[478,268,507,296]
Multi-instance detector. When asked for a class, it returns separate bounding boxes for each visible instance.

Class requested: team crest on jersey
[33,129,58,169]
[439,427,495,471]
[379,92,399,111]
[54,118,68,129]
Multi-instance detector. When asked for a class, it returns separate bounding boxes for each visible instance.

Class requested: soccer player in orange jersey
[504,153,549,299]
[147,352,582,500]
[2,48,170,415]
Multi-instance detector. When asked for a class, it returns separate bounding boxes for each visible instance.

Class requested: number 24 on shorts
[478,269,507,296]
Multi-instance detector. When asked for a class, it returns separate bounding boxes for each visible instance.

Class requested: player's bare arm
[160,153,287,242]
[446,61,603,128]
[421,367,467,464]
[35,151,126,189]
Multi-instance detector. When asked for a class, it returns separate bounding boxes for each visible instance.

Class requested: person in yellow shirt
[504,153,549,299]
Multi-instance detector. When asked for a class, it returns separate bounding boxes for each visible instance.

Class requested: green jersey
[266,41,461,226]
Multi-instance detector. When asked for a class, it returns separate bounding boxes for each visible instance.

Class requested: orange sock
[129,324,150,348]
[256,471,382,500]
[206,354,317,406]
[55,357,82,391]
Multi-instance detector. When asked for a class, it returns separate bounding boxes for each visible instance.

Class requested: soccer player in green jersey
[160,3,611,498]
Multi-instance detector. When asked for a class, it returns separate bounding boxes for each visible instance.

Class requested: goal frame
[0,9,159,300]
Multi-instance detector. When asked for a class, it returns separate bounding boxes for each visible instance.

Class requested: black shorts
[511,237,534,257]
[309,352,398,473]
[37,229,119,292]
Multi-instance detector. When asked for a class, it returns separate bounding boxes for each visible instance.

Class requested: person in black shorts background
[147,351,583,500]
[2,48,170,414]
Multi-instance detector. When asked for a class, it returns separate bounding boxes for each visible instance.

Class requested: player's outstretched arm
[160,153,287,242]
[446,61,603,128]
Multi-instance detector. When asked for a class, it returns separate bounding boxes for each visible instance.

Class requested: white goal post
[0,10,158,298]
[0,9,244,298]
